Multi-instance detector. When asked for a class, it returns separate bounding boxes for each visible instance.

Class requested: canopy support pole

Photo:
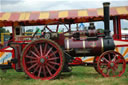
[113,16,121,40]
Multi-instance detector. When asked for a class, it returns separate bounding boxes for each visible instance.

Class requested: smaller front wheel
[97,50,126,77]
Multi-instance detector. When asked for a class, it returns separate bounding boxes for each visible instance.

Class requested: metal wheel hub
[110,62,114,67]
[40,58,45,64]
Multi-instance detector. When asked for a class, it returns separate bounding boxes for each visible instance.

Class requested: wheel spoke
[49,61,60,65]
[27,60,37,64]
[115,58,122,64]
[45,47,53,57]
[42,65,46,77]
[102,66,108,72]
[48,57,59,61]
[33,45,40,56]
[44,43,48,55]
[49,51,58,57]
[112,68,116,76]
[114,63,118,69]
[103,57,110,63]
[46,65,52,76]
[40,44,43,56]
[112,54,117,62]
[28,63,38,70]
[25,55,37,60]
[106,68,110,76]
[47,63,57,70]
[100,62,108,66]
[38,66,42,77]
[33,65,40,73]
[108,54,111,61]
[30,50,40,58]
[116,67,121,73]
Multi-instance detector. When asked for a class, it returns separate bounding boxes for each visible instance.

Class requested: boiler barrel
[64,38,115,56]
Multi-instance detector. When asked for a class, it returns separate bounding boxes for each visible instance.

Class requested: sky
[0,0,128,12]
[0,0,128,33]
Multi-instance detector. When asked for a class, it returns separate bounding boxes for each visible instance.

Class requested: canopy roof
[0,6,128,27]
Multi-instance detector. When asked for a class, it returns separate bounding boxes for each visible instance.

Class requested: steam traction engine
[0,2,126,80]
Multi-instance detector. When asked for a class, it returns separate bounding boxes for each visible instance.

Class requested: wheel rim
[93,56,100,74]
[22,39,64,80]
[97,51,126,77]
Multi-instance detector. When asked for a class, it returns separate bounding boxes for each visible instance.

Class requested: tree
[26,29,33,32]
[26,29,33,35]
[0,27,6,33]
[122,28,128,30]
[0,27,10,42]
[97,28,104,33]
[6,29,10,33]
[0,27,10,33]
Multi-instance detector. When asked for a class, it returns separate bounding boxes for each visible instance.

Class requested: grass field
[0,65,128,85]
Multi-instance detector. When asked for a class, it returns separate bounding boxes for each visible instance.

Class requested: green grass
[0,66,128,85]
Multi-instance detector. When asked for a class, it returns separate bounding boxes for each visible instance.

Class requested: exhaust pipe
[103,2,110,37]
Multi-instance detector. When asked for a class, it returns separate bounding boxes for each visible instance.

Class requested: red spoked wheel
[97,50,126,77]
[93,56,100,74]
[21,39,64,80]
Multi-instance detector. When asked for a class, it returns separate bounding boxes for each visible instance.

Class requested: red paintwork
[22,39,64,80]
[12,26,15,42]
[116,45,128,47]
[113,34,128,40]
[110,8,118,15]
[93,56,100,74]
[88,30,97,36]
[69,57,85,66]
[49,11,58,19]
[65,39,83,48]
[0,4,127,79]
[97,51,126,77]
[113,39,128,47]
[88,9,98,17]
[55,33,65,46]
[0,46,15,69]
[68,10,78,18]
[29,12,40,20]
[118,17,121,40]
[0,44,3,49]
[65,38,102,56]
[113,17,117,37]
[9,13,20,21]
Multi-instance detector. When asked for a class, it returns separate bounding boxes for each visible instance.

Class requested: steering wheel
[42,21,70,33]
[44,33,51,39]
[31,29,39,40]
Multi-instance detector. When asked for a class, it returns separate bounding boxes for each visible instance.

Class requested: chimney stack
[103,2,110,36]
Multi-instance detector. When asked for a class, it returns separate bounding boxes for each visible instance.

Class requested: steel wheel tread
[97,50,126,77]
